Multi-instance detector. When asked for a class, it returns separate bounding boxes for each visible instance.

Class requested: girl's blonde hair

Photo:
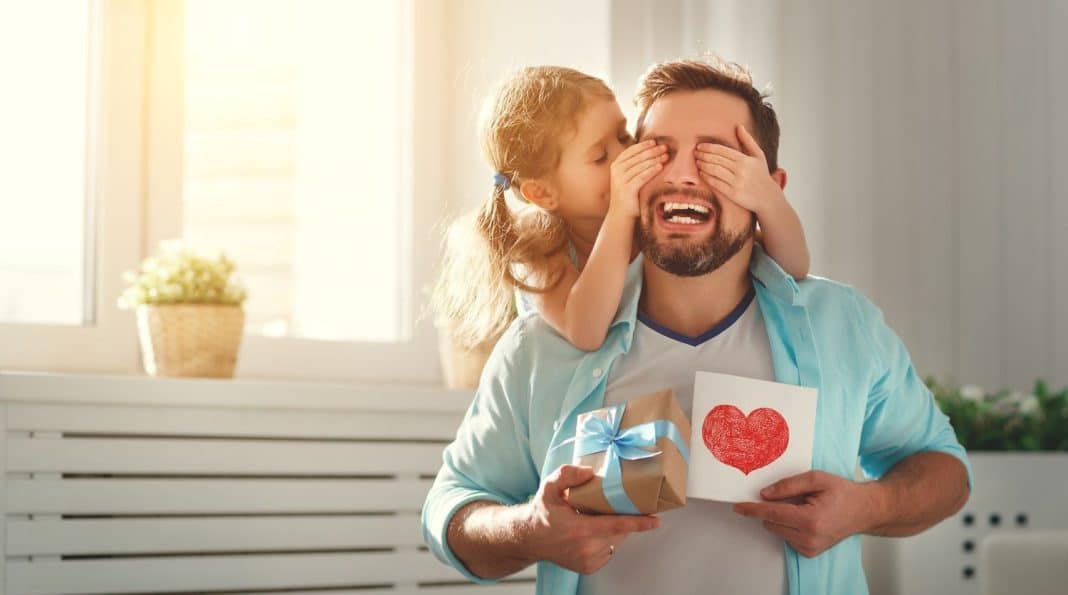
[432,66,615,349]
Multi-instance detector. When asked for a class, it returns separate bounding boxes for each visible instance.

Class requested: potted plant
[928,377,1068,544]
[118,240,248,378]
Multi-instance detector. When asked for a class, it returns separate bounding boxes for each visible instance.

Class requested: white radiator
[0,372,535,595]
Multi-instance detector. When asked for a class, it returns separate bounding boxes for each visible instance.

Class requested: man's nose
[662,146,701,188]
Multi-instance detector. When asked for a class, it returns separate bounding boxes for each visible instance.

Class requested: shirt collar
[748,243,802,305]
[614,244,800,344]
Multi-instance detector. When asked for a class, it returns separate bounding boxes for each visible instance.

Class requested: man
[422,57,972,595]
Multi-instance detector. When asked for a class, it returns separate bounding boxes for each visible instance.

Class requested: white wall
[611,0,1068,393]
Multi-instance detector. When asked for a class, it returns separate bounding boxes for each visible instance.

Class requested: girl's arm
[754,194,810,280]
[533,140,667,351]
[532,206,634,351]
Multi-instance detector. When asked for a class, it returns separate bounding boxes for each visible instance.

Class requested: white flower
[960,385,985,402]
[1019,395,1042,417]
[119,239,246,308]
[992,391,1026,416]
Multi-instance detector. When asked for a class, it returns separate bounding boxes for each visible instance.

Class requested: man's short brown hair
[634,56,781,172]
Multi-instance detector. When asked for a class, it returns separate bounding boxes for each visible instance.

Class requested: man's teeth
[657,202,709,214]
[662,201,711,224]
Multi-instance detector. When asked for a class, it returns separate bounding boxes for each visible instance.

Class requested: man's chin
[639,225,753,277]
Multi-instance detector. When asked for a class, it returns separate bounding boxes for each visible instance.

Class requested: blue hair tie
[493,172,510,190]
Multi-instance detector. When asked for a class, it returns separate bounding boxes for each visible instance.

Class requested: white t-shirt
[577,289,788,595]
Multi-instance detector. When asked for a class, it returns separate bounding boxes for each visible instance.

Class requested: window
[0,2,93,326]
[180,0,412,342]
[1,0,445,383]
[161,0,441,382]
[0,0,145,374]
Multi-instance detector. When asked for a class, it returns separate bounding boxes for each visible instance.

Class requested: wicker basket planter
[136,304,245,378]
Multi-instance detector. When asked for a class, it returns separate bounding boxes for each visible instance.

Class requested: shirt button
[592,368,603,378]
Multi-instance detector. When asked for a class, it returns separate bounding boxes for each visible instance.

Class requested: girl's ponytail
[475,182,520,291]
[429,184,519,351]
[430,66,614,350]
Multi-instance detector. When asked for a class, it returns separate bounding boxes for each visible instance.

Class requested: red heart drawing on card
[702,405,790,475]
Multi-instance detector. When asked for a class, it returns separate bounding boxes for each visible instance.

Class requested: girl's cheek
[599,166,612,189]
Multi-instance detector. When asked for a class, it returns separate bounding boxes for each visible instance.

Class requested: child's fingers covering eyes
[697,143,746,162]
[616,140,655,161]
[623,151,667,177]
[624,158,663,185]
[703,173,734,200]
[616,142,666,170]
[638,162,663,180]
[695,151,738,173]
[697,161,735,184]
[628,164,663,188]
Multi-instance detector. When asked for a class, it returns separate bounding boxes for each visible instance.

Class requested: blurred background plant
[118,240,247,309]
[929,377,1068,451]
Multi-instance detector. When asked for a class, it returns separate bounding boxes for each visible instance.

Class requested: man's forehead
[639,89,750,144]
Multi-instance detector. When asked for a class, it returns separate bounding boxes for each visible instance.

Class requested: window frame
[0,0,145,375]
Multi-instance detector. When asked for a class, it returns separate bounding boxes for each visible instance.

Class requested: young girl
[433,65,808,355]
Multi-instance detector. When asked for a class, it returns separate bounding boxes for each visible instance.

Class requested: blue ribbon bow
[557,402,689,514]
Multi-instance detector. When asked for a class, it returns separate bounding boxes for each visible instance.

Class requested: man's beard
[638,187,756,277]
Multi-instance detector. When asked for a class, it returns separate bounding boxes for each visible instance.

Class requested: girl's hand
[694,124,784,217]
[610,139,667,219]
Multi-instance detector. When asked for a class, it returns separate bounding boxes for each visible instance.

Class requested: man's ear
[770,168,787,191]
[519,179,558,211]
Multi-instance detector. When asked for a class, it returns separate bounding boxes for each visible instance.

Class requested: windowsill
[0,369,472,412]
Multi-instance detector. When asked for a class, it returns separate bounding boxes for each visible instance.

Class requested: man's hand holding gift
[518,464,661,575]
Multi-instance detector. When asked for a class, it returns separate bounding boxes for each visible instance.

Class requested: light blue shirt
[422,245,973,595]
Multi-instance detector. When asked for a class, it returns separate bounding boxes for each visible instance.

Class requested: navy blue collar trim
[636,287,756,347]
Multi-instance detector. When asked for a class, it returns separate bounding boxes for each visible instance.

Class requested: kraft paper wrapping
[566,388,691,515]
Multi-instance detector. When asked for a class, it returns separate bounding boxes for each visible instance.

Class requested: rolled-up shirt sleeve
[421,322,541,583]
[851,288,974,490]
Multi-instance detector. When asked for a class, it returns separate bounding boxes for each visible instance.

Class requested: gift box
[565,388,691,515]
